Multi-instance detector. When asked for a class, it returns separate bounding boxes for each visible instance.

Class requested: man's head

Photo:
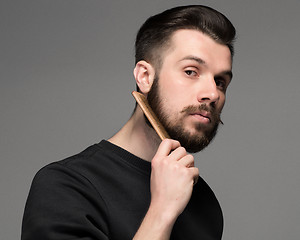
[133,5,236,153]
[135,5,236,73]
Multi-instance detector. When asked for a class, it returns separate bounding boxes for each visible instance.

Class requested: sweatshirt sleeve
[21,163,110,240]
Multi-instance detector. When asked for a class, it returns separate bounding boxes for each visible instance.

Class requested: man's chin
[179,137,211,153]
[167,124,219,153]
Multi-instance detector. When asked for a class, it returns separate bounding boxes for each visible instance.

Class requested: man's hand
[133,139,199,240]
[150,139,199,220]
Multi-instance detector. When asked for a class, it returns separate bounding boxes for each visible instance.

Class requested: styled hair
[135,5,236,69]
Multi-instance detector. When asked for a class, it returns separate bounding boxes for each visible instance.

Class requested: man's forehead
[166,30,232,65]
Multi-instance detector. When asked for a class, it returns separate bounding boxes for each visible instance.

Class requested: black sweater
[22,140,223,240]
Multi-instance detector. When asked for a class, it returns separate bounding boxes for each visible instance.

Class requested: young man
[22,5,236,240]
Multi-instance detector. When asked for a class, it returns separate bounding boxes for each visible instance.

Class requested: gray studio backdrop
[1,0,299,239]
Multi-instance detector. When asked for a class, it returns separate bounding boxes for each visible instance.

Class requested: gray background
[1,0,299,239]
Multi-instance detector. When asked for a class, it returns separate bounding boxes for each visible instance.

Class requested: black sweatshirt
[22,140,223,240]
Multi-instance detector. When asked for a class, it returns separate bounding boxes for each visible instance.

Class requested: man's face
[147,29,232,153]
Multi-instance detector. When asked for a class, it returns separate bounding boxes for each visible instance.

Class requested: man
[22,5,236,240]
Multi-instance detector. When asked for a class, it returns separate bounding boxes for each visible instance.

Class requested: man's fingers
[169,146,187,161]
[189,167,199,185]
[177,154,194,167]
[155,139,181,157]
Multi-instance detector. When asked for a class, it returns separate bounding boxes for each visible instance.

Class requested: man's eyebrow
[217,70,233,81]
[180,55,233,80]
[179,55,206,65]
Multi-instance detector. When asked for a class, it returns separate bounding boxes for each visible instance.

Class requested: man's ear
[133,60,155,94]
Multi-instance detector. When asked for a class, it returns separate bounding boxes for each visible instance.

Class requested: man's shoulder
[32,141,110,184]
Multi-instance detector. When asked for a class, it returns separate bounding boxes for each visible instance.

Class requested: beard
[147,76,222,153]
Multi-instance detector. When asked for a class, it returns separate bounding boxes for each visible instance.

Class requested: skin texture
[154,29,232,141]
[109,29,232,240]
[147,29,232,153]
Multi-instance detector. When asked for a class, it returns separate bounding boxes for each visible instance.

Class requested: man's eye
[215,78,226,89]
[185,70,197,76]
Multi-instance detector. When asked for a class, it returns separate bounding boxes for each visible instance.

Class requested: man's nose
[196,76,220,104]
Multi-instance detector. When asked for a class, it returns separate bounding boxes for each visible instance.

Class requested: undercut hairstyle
[135,5,236,71]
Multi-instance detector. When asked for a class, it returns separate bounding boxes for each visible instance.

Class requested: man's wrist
[133,204,178,240]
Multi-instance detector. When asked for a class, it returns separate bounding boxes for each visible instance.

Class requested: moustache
[180,104,224,125]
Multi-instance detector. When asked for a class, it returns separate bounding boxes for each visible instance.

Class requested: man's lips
[181,105,218,124]
[190,111,211,123]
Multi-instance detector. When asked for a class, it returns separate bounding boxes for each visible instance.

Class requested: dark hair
[135,5,236,69]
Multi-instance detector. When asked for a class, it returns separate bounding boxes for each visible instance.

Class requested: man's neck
[108,107,161,162]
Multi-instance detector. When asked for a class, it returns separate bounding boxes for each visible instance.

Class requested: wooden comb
[132,91,170,141]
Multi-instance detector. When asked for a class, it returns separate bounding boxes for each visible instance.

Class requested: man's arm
[21,163,110,240]
[133,139,199,240]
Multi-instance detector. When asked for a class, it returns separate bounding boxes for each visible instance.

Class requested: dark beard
[147,76,221,153]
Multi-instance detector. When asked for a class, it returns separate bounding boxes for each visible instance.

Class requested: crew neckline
[98,140,152,175]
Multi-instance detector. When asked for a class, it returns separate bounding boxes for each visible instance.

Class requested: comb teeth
[132,91,170,141]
